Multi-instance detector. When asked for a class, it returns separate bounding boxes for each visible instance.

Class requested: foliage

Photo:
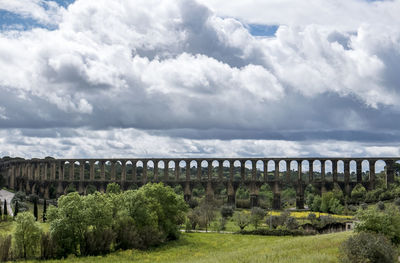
[220,205,234,219]
[28,194,39,203]
[355,204,400,244]
[238,229,316,236]
[250,207,265,229]
[13,212,42,259]
[106,182,121,194]
[11,191,26,205]
[351,184,366,204]
[3,200,7,216]
[14,200,19,217]
[40,232,55,260]
[187,208,201,230]
[43,199,47,222]
[0,234,11,261]
[339,232,397,263]
[233,211,251,230]
[33,199,38,221]
[320,192,343,214]
[310,195,321,212]
[195,199,215,232]
[284,217,298,230]
[236,186,249,200]
[173,185,183,196]
[86,184,97,195]
[307,213,317,224]
[377,201,385,211]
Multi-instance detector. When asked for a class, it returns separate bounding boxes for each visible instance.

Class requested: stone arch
[104,160,112,181]
[200,160,208,180]
[115,161,123,181]
[244,160,252,180]
[64,161,71,181]
[84,161,90,180]
[350,160,357,182]
[223,160,230,180]
[189,160,197,180]
[136,160,144,182]
[266,160,275,181]
[233,160,241,181]
[362,160,370,182]
[325,160,333,181]
[301,160,309,182]
[212,160,219,179]
[168,160,175,180]
[73,161,80,181]
[257,160,264,181]
[337,160,344,182]
[179,160,186,180]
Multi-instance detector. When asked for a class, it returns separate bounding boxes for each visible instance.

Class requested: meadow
[21,231,350,263]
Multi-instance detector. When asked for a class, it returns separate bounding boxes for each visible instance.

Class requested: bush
[339,232,397,263]
[28,194,39,203]
[40,232,55,260]
[356,204,400,244]
[233,211,251,230]
[311,195,321,212]
[11,191,26,205]
[220,205,234,218]
[377,201,385,211]
[284,217,298,230]
[307,213,317,224]
[351,184,366,204]
[86,184,97,195]
[235,199,251,209]
[266,211,289,229]
[13,212,42,259]
[106,182,121,194]
[250,207,266,229]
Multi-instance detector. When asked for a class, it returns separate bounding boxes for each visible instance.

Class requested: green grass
[25,231,350,263]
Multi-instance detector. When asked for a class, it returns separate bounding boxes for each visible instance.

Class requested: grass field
[23,231,350,263]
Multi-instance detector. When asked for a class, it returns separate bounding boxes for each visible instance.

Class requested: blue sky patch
[248,24,279,37]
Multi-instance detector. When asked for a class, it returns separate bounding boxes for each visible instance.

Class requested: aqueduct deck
[1,157,398,209]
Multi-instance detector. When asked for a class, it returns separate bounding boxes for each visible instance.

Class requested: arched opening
[212,160,219,179]
[313,160,321,180]
[362,160,370,182]
[325,160,333,182]
[290,160,299,181]
[84,161,90,180]
[74,161,80,181]
[115,161,123,181]
[245,160,252,180]
[267,160,275,181]
[179,160,186,180]
[104,161,112,181]
[375,160,387,188]
[94,161,101,180]
[64,161,70,181]
[233,160,241,181]
[126,161,133,181]
[337,160,344,182]
[395,160,400,179]
[190,160,197,180]
[257,160,265,181]
[136,161,144,181]
[223,160,230,180]
[350,160,357,182]
[201,160,208,180]
[168,160,175,180]
[301,160,309,182]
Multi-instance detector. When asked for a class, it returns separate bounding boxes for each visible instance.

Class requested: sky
[0,0,400,159]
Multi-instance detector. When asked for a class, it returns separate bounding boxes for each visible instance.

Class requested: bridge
[0,157,398,209]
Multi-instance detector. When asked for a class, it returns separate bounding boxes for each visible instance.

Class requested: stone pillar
[332,160,338,182]
[218,160,223,180]
[143,160,148,184]
[51,162,56,181]
[89,161,95,181]
[228,161,235,206]
[59,162,64,181]
[132,161,137,181]
[207,160,212,180]
[111,161,116,181]
[386,160,395,187]
[286,160,291,183]
[240,160,245,180]
[321,161,327,193]
[100,161,105,181]
[206,181,214,203]
[184,160,191,202]
[70,162,75,181]
[164,160,169,181]
[272,160,281,210]
[153,161,158,182]
[296,160,304,209]
[9,166,15,190]
[308,160,314,183]
[120,161,126,183]
[356,160,362,183]
[43,163,47,181]
[197,161,202,180]
[80,162,84,181]
[344,160,351,196]
[264,160,268,182]
[44,185,49,199]
[252,160,257,180]
[175,160,180,181]
[369,161,376,190]
[250,183,259,208]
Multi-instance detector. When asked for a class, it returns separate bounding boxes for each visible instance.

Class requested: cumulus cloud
[0,0,400,158]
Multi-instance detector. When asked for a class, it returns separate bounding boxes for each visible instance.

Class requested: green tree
[3,200,7,217]
[311,195,322,212]
[234,211,251,230]
[42,199,47,222]
[356,204,400,244]
[13,212,42,259]
[106,182,121,194]
[351,184,367,204]
[33,200,38,221]
[250,207,265,229]
[14,200,19,217]
[47,192,87,257]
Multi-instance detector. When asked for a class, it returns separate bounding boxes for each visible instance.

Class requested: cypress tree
[3,200,7,217]
[33,199,38,221]
[0,200,2,220]
[43,199,47,222]
[14,200,19,217]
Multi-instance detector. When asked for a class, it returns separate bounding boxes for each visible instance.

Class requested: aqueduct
[0,157,398,209]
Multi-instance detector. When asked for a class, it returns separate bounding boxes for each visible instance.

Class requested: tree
[196,199,215,232]
[14,200,19,217]
[13,212,42,259]
[42,199,47,222]
[351,184,367,204]
[311,195,322,212]
[250,207,266,229]
[234,211,251,230]
[3,200,7,217]
[33,199,38,221]
[106,182,121,194]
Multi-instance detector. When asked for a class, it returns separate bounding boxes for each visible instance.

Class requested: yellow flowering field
[269,211,353,220]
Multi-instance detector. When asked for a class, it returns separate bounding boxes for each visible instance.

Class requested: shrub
[233,211,251,230]
[82,229,115,256]
[13,212,42,259]
[379,191,394,201]
[284,217,298,230]
[187,208,201,230]
[40,232,55,260]
[250,207,266,229]
[235,199,251,209]
[311,195,321,212]
[106,182,121,194]
[0,235,12,261]
[394,198,400,207]
[307,213,317,224]
[220,205,234,218]
[377,201,385,211]
[356,204,400,244]
[28,194,39,203]
[360,203,368,210]
[11,191,26,205]
[86,184,97,195]
[306,193,315,209]
[351,184,366,204]
[339,232,397,263]
[187,198,199,209]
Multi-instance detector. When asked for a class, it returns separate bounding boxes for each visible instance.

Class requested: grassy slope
[28,231,350,263]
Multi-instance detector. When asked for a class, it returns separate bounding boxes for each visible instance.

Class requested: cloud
[0,0,400,158]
